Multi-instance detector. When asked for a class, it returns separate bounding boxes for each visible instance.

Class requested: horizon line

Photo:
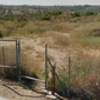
[0,4,100,6]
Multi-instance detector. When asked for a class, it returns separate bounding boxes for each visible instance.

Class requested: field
[0,12,100,99]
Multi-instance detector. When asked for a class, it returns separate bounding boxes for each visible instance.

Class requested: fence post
[2,46,5,77]
[2,46,5,65]
[67,57,71,98]
[45,44,48,89]
[18,41,21,82]
[52,64,56,95]
[16,40,18,69]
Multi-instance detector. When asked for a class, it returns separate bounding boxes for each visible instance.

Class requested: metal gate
[0,39,21,81]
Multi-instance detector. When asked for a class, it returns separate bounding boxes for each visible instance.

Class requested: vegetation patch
[90,29,100,37]
[40,15,51,20]
[69,18,78,22]
[83,11,97,16]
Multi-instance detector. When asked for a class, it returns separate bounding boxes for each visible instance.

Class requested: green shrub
[70,12,81,17]
[83,11,97,16]
[40,15,51,20]
[69,18,78,22]
[55,74,67,96]
[51,9,62,15]
[0,30,3,37]
[44,11,51,16]
[0,27,10,37]
[3,17,12,21]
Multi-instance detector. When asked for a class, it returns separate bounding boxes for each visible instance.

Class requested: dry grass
[52,50,100,99]
[0,19,79,37]
[21,53,42,78]
[21,45,34,52]
[70,51,100,87]
[70,21,100,49]
[0,45,17,79]
[0,15,100,99]
[40,32,71,49]
[0,44,42,80]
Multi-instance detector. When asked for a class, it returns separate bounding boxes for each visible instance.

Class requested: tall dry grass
[0,45,17,79]
[0,44,42,80]
[70,21,100,49]
[50,50,100,99]
[40,32,71,49]
[21,53,42,78]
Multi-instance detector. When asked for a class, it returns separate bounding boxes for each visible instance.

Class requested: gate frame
[0,39,21,81]
[0,39,46,88]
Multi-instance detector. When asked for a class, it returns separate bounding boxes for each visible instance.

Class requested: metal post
[2,46,5,77]
[67,57,71,98]
[45,44,48,89]
[52,65,55,95]
[16,40,18,68]
[18,41,21,82]
[2,46,5,65]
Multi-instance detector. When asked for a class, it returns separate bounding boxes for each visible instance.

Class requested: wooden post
[52,64,56,95]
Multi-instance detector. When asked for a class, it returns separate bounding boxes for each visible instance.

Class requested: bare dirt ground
[21,37,67,69]
[0,80,47,100]
[0,79,67,100]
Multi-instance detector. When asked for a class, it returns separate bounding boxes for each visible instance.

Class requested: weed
[69,18,78,22]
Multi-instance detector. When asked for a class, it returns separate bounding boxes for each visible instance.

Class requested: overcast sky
[0,0,100,5]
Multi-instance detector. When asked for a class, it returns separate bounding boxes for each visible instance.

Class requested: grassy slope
[0,14,100,99]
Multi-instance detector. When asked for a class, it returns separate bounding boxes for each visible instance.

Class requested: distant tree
[70,12,81,17]
[51,9,62,15]
[40,15,51,20]
[83,11,97,16]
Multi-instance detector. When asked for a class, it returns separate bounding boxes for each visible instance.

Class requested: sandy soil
[0,79,67,100]
[0,80,47,100]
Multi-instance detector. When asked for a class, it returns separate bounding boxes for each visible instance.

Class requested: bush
[70,12,81,17]
[83,11,97,16]
[44,11,51,16]
[0,27,10,37]
[69,18,78,22]
[51,9,62,15]
[40,15,51,20]
[0,30,3,37]
[3,17,12,21]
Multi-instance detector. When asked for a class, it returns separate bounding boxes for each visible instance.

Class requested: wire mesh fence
[46,46,100,99]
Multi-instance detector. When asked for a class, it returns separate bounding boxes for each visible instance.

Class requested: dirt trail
[21,38,67,69]
[0,80,46,100]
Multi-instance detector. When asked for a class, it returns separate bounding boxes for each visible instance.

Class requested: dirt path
[0,80,47,100]
[21,37,67,69]
[0,97,8,100]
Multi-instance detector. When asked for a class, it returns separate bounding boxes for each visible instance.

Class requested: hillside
[0,9,100,99]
